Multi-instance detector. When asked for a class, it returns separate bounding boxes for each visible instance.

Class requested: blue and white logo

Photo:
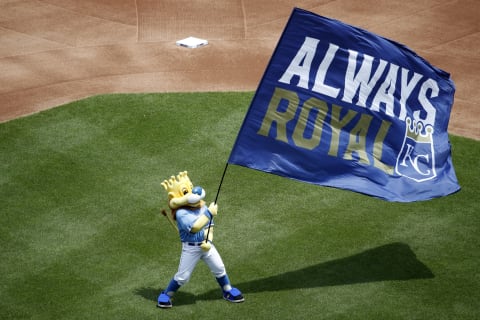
[396,117,436,182]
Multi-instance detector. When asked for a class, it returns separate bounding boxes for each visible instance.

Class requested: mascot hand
[200,241,212,251]
[208,202,218,216]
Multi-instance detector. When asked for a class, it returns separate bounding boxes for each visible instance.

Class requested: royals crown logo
[161,171,193,196]
[395,117,436,182]
[405,117,434,143]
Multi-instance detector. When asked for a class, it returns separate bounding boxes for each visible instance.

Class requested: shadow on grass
[230,242,434,294]
[136,242,434,305]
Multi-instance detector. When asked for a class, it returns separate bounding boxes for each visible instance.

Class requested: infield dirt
[0,0,478,139]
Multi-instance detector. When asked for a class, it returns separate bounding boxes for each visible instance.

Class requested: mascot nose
[189,186,206,203]
[192,186,204,196]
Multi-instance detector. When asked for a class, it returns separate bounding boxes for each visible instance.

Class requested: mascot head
[161,171,205,209]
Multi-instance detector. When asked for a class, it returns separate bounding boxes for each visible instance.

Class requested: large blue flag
[228,8,460,202]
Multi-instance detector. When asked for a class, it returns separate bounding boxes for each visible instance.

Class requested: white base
[176,37,209,48]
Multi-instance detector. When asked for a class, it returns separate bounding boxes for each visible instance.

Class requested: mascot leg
[216,274,232,291]
[203,245,245,303]
[216,275,244,303]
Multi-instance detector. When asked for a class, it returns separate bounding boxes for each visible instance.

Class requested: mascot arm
[190,202,217,233]
[191,214,210,233]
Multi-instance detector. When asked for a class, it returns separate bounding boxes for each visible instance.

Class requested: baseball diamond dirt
[0,0,478,140]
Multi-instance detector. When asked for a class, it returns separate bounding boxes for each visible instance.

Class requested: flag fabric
[228,8,460,202]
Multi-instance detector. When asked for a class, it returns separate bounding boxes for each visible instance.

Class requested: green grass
[1,92,479,319]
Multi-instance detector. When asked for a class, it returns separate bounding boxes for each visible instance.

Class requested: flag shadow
[136,242,434,305]
[199,242,433,300]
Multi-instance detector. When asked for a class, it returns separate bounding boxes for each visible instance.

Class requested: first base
[176,37,208,48]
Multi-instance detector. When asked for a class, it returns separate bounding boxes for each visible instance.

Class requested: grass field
[1,92,479,319]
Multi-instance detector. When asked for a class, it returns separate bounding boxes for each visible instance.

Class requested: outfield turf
[1,92,479,319]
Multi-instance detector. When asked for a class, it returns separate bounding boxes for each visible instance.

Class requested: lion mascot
[157,171,244,308]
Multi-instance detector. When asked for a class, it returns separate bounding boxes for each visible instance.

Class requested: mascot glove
[208,202,218,216]
[200,241,212,252]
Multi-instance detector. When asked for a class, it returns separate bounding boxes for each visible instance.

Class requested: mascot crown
[161,171,192,194]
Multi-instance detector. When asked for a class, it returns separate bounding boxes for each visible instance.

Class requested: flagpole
[214,162,229,204]
[205,162,229,243]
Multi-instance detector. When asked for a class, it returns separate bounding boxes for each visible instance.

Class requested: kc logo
[395,117,436,182]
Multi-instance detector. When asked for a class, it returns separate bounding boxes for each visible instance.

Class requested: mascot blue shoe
[157,291,172,309]
[223,287,244,303]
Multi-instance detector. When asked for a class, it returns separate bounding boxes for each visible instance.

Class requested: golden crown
[161,171,193,195]
[405,117,433,143]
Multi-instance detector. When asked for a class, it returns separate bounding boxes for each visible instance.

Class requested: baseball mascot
[157,171,244,308]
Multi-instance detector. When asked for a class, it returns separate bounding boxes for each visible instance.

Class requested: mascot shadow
[135,242,434,306]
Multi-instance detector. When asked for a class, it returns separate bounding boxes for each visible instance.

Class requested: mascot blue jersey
[176,205,214,243]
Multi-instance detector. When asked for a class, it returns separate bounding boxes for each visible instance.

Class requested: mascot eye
[182,189,188,195]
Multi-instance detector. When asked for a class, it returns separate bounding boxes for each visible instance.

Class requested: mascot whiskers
[157,171,244,308]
